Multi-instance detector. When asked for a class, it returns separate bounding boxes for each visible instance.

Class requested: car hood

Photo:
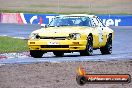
[32,26,93,37]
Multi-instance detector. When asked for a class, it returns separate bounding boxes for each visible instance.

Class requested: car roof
[57,14,97,18]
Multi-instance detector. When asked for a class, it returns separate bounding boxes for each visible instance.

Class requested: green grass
[31,4,90,9]
[0,0,132,14]
[0,36,28,53]
[0,9,132,15]
[0,9,56,14]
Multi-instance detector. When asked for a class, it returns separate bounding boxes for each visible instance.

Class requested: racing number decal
[92,18,103,43]
[98,28,103,43]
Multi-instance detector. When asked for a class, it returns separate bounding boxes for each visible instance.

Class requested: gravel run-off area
[0,60,132,88]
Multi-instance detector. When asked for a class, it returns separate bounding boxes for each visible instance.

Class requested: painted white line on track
[0,64,5,66]
[0,35,26,39]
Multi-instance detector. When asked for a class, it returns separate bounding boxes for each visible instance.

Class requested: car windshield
[49,16,92,27]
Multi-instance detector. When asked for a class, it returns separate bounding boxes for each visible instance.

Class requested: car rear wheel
[100,34,112,54]
[53,52,64,57]
[80,36,93,56]
[30,50,43,58]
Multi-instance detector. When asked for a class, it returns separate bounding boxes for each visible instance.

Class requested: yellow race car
[28,14,114,58]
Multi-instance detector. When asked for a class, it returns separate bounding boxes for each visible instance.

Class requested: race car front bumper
[28,39,87,51]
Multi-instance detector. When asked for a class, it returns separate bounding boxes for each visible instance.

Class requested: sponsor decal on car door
[97,27,103,43]
[91,18,103,46]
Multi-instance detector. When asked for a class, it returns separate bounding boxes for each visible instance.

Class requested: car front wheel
[80,36,93,56]
[30,50,43,58]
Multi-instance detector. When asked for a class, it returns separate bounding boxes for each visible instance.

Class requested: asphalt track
[0,24,132,64]
[0,23,41,39]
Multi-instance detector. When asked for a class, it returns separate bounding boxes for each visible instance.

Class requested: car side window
[96,18,105,27]
[90,18,98,27]
[91,17,105,27]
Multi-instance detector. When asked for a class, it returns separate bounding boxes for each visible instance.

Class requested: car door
[91,18,104,47]
[96,17,108,47]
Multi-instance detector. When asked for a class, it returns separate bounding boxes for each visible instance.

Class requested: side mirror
[41,24,48,28]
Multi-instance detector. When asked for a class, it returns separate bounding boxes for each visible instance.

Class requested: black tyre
[30,50,43,58]
[53,52,64,57]
[100,34,112,54]
[76,75,87,86]
[80,36,93,56]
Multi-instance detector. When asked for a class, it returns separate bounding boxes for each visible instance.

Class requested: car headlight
[69,33,81,40]
[29,33,39,39]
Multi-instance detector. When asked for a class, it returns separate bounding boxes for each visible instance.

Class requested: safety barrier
[0,13,23,24]
[98,15,132,26]
[0,13,1,22]
[0,13,132,26]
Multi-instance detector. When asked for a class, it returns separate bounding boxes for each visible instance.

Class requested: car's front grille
[41,45,69,48]
[39,36,67,40]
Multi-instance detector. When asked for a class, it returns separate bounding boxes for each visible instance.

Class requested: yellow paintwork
[28,39,86,51]
[28,26,114,51]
